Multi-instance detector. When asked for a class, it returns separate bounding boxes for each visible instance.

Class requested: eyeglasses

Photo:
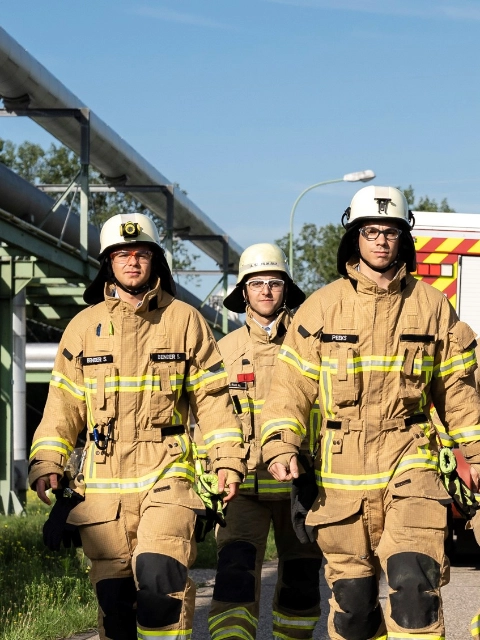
[359,226,402,241]
[245,278,285,291]
[110,249,153,264]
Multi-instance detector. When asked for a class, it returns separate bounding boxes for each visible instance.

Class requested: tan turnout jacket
[29,280,246,517]
[261,260,480,524]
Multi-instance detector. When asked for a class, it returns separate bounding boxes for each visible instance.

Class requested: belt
[325,413,429,432]
[88,425,186,442]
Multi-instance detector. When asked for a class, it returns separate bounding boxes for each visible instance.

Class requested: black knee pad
[213,541,256,603]
[136,552,187,627]
[333,575,382,640]
[387,552,441,629]
[279,558,322,611]
[96,577,137,640]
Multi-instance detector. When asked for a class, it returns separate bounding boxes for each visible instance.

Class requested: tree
[0,137,199,276]
[276,223,344,296]
[400,185,455,213]
[277,186,456,297]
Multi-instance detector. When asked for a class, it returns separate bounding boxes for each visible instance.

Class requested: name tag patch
[150,352,186,362]
[81,355,114,366]
[229,382,248,390]
[321,334,359,343]
[400,334,435,343]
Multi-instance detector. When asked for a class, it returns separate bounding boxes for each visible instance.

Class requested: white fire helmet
[337,186,416,276]
[84,213,175,304]
[224,243,305,312]
[98,212,162,258]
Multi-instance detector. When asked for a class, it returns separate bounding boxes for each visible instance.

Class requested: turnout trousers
[77,484,197,640]
[311,483,450,640]
[208,494,322,640]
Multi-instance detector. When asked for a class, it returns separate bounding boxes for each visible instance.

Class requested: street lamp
[288,169,375,277]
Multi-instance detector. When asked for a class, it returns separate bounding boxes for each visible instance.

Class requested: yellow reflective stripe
[194,446,208,458]
[208,606,258,631]
[137,630,191,639]
[85,462,195,494]
[320,354,433,374]
[29,436,74,460]
[257,479,291,494]
[316,452,438,491]
[84,374,184,392]
[319,367,334,418]
[240,473,255,491]
[50,371,85,400]
[448,425,480,444]
[387,634,444,640]
[185,365,228,391]
[239,398,264,414]
[272,610,317,629]
[471,612,480,636]
[278,345,321,380]
[202,427,244,448]
[321,429,334,475]
[172,408,183,425]
[260,418,304,445]
[434,347,476,378]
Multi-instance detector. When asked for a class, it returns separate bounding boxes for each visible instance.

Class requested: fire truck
[413,211,480,558]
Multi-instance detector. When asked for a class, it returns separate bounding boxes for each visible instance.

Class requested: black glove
[43,479,85,551]
[291,454,318,544]
[194,499,227,543]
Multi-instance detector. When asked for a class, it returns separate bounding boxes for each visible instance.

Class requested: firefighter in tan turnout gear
[207,243,323,640]
[260,186,480,640]
[29,213,246,640]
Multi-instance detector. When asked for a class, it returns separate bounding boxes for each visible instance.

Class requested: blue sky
[1,1,480,294]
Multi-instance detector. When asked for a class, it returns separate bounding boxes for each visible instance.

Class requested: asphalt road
[192,559,480,639]
[71,557,480,640]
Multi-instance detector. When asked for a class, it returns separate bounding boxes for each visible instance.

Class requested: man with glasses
[208,243,323,640]
[29,212,246,640]
[260,186,480,640]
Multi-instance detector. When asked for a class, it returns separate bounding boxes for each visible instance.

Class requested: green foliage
[0,137,199,276]
[0,492,97,640]
[399,185,455,212]
[276,223,344,296]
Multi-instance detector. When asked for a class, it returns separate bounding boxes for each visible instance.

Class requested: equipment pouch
[329,345,360,407]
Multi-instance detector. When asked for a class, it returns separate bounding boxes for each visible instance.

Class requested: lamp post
[288,169,376,277]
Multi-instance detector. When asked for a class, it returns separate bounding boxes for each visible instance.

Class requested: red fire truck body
[413,211,480,556]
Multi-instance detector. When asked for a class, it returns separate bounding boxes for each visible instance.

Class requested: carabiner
[93,419,113,451]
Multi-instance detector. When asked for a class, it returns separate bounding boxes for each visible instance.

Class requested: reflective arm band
[29,436,74,460]
[278,345,321,381]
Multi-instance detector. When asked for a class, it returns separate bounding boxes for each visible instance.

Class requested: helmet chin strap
[113,277,150,296]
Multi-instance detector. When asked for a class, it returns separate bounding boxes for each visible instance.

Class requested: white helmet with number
[337,186,416,276]
[84,213,176,304]
[224,243,305,312]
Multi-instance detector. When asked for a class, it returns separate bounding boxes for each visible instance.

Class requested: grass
[0,492,279,639]
[0,491,97,640]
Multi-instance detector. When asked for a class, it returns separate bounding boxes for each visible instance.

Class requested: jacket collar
[104,277,174,314]
[245,307,290,342]
[345,258,411,295]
